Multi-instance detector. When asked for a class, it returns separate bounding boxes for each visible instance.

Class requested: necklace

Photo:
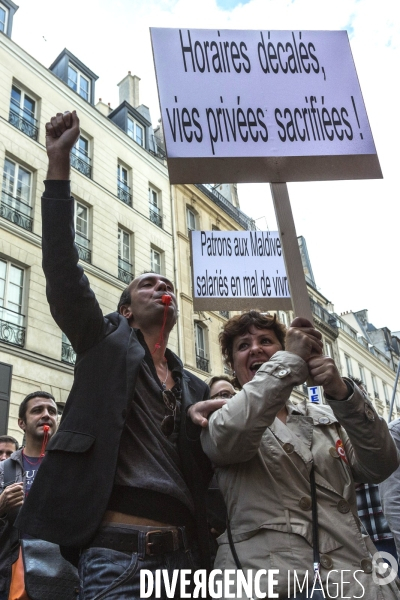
[161,363,169,390]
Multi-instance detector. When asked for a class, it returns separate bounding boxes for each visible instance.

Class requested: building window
[1,159,33,232]
[279,311,288,327]
[127,117,144,147]
[9,85,38,141]
[118,228,134,284]
[325,340,333,358]
[71,136,91,178]
[117,164,131,206]
[383,382,390,407]
[344,354,353,377]
[74,201,91,263]
[358,364,365,386]
[67,64,90,102]
[61,332,76,365]
[150,248,162,275]
[0,259,25,347]
[149,186,162,228]
[0,3,8,33]
[186,208,197,233]
[195,323,209,373]
[219,310,230,319]
[371,374,379,400]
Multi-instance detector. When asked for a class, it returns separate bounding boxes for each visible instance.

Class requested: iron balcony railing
[0,192,33,231]
[75,234,91,263]
[0,308,25,347]
[61,341,76,365]
[309,297,338,335]
[219,310,230,319]
[337,318,358,340]
[149,208,162,228]
[336,316,393,370]
[195,184,256,231]
[149,135,167,159]
[196,354,210,373]
[117,180,132,206]
[9,108,38,141]
[118,258,134,284]
[71,151,91,178]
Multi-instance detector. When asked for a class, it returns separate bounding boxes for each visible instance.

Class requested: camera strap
[310,463,321,575]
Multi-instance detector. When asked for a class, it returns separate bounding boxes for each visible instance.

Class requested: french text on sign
[151,28,381,183]
[191,230,291,312]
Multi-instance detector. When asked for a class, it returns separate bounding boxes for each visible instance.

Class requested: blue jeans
[78,530,199,600]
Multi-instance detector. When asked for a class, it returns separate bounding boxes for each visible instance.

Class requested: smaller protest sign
[191,230,291,311]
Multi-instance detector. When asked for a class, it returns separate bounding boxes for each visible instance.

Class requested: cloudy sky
[11,0,400,332]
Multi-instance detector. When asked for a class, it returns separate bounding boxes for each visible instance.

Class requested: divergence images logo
[372,552,398,586]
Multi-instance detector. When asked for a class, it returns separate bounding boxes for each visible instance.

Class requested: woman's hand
[285,317,323,362]
[308,355,349,400]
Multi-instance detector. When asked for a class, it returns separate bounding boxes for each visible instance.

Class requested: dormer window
[0,0,18,38]
[68,65,90,102]
[0,3,8,33]
[49,49,98,106]
[127,117,144,147]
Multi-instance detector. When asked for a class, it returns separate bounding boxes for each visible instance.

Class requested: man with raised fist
[16,111,221,600]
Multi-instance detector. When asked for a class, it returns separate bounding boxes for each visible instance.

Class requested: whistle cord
[152,294,171,355]
[40,424,50,457]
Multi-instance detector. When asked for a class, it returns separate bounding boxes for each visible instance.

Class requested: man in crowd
[205,376,234,562]
[380,416,400,563]
[0,436,19,462]
[351,377,398,562]
[16,110,223,599]
[0,391,58,599]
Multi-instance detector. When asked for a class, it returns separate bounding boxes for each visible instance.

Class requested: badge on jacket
[336,439,348,464]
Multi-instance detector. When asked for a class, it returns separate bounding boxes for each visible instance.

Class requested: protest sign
[151,28,381,183]
[191,230,291,311]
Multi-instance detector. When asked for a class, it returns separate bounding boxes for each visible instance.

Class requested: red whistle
[162,294,171,305]
[43,425,50,432]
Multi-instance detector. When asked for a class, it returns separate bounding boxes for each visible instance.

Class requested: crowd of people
[1,110,400,600]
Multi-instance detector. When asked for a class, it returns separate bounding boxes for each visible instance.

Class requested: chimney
[117,72,140,108]
[96,99,112,116]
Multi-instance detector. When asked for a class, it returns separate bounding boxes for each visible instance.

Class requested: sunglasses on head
[161,389,177,437]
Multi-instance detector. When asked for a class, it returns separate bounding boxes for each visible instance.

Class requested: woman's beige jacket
[202,351,400,599]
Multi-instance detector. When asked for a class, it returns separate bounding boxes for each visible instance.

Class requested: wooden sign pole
[271,183,318,391]
[270,183,314,324]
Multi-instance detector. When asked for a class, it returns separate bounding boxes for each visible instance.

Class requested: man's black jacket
[16,191,213,568]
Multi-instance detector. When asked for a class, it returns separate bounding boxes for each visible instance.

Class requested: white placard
[191,230,291,311]
[151,28,381,183]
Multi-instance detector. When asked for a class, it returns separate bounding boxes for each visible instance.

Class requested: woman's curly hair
[219,310,286,388]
